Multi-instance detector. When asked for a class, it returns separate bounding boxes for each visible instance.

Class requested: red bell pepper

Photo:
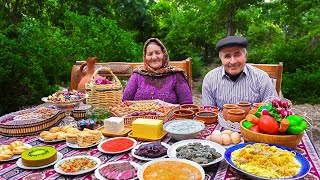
[249,125,261,133]
[259,115,279,135]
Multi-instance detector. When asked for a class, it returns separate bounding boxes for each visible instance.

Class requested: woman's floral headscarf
[133,38,187,79]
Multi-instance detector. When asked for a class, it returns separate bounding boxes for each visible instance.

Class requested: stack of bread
[39,125,74,141]
[0,141,30,160]
[65,127,102,147]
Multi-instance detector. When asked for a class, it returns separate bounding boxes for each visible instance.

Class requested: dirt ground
[191,77,320,154]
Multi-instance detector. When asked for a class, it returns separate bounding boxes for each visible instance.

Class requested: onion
[261,109,269,115]
[287,110,293,115]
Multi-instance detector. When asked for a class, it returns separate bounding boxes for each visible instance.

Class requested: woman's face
[220,46,247,75]
[145,43,164,70]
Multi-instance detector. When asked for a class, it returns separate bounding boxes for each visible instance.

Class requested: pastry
[21,146,57,167]
[40,131,50,139]
[42,132,58,141]
[56,132,67,140]
[49,127,61,133]
[0,149,13,160]
[77,132,97,147]
[61,125,73,133]
[66,133,78,144]
[0,145,12,151]
[12,145,29,155]
[10,141,24,149]
[66,127,80,134]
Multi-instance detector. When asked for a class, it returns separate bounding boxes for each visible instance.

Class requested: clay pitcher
[77,57,98,93]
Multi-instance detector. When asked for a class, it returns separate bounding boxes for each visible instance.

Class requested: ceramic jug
[77,57,98,93]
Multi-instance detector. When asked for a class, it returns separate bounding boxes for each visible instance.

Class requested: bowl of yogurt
[164,120,205,141]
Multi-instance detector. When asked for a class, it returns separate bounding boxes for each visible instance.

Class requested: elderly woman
[122,38,193,104]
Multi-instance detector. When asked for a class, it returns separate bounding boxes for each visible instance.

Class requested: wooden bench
[71,58,193,91]
[251,62,283,96]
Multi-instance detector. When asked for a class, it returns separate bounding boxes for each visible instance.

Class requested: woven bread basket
[240,119,303,149]
[85,67,123,109]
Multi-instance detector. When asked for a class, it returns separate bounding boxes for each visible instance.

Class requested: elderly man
[202,36,278,109]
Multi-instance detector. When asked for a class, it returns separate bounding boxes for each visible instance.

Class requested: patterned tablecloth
[0,123,319,180]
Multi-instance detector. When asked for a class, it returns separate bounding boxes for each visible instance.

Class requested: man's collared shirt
[202,64,278,109]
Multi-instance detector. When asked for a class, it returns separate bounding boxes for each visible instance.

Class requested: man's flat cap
[216,36,248,51]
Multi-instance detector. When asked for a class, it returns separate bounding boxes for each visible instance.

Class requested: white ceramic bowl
[137,158,205,180]
[163,120,205,141]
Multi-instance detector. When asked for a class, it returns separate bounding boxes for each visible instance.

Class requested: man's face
[220,46,247,75]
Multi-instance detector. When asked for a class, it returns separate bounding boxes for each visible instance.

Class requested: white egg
[211,130,221,136]
[231,132,241,144]
[221,134,232,145]
[221,130,233,136]
[210,134,223,145]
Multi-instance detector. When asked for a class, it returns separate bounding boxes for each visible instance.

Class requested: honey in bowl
[143,160,202,180]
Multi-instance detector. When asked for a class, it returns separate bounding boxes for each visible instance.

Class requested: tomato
[249,125,261,133]
[259,115,279,135]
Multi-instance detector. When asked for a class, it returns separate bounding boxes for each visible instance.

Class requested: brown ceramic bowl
[253,102,267,110]
[240,120,303,149]
[195,111,218,124]
[226,109,246,123]
[180,104,199,114]
[199,106,219,113]
[222,104,238,119]
[173,109,194,119]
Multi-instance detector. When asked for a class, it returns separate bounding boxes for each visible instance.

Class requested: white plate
[54,155,101,175]
[137,158,205,180]
[17,152,63,170]
[98,137,137,154]
[66,136,104,149]
[38,137,65,143]
[167,139,226,167]
[131,142,170,161]
[205,136,244,149]
[94,161,141,180]
[0,143,32,162]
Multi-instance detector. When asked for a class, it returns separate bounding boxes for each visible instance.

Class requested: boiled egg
[221,130,233,136]
[210,134,223,145]
[230,132,241,144]
[211,130,221,136]
[221,134,232,145]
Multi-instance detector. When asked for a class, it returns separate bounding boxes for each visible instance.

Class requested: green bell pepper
[286,115,308,134]
[243,120,254,129]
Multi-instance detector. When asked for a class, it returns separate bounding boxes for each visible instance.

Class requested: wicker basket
[123,106,179,126]
[85,67,123,109]
[0,111,65,137]
[240,120,303,149]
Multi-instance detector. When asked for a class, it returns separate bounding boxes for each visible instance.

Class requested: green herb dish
[86,108,110,124]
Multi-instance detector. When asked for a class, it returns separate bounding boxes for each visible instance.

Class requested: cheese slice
[104,117,124,134]
[132,118,163,139]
